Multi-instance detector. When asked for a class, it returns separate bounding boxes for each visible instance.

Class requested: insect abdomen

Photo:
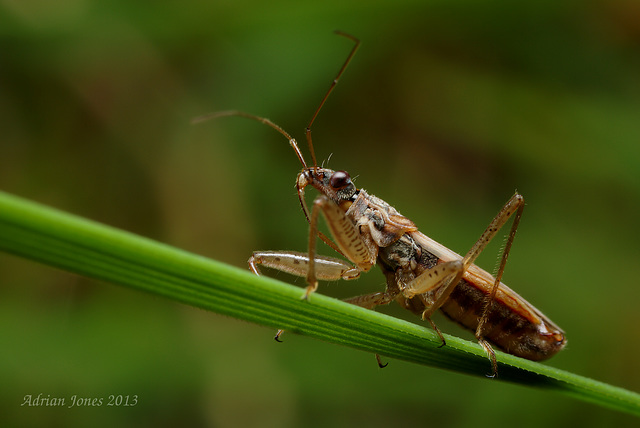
[439,279,566,361]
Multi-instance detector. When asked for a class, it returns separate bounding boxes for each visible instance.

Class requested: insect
[194,31,566,377]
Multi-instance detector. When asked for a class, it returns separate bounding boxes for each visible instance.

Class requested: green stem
[0,190,638,416]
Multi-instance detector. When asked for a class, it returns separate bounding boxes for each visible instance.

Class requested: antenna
[304,31,360,168]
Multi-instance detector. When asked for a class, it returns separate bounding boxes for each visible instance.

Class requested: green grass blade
[0,190,638,416]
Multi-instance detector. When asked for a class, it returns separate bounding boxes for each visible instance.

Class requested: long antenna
[192,33,361,256]
[192,110,308,169]
[305,31,360,168]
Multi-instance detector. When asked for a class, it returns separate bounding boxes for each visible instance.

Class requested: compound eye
[329,170,351,189]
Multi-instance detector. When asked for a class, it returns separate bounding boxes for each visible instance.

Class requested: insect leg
[399,263,463,347]
[305,194,377,299]
[271,285,393,345]
[249,250,361,343]
[475,193,524,377]
[418,194,524,320]
[343,290,400,369]
[249,251,361,281]
[419,193,525,377]
[343,290,398,309]
[402,261,465,298]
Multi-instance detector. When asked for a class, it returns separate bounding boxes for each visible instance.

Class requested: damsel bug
[194,32,566,377]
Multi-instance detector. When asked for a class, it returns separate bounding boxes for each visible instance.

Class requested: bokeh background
[2,1,639,427]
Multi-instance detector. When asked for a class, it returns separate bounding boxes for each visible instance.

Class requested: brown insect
[194,31,566,377]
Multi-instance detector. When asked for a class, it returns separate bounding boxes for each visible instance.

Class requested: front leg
[248,194,379,343]
[305,194,378,298]
[249,250,362,343]
[249,251,361,281]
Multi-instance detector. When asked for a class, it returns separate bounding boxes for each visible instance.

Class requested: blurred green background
[2,1,640,427]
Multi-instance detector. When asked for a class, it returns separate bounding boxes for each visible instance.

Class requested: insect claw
[302,282,318,300]
[478,338,499,378]
[274,330,284,342]
[485,371,498,379]
[375,354,388,368]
